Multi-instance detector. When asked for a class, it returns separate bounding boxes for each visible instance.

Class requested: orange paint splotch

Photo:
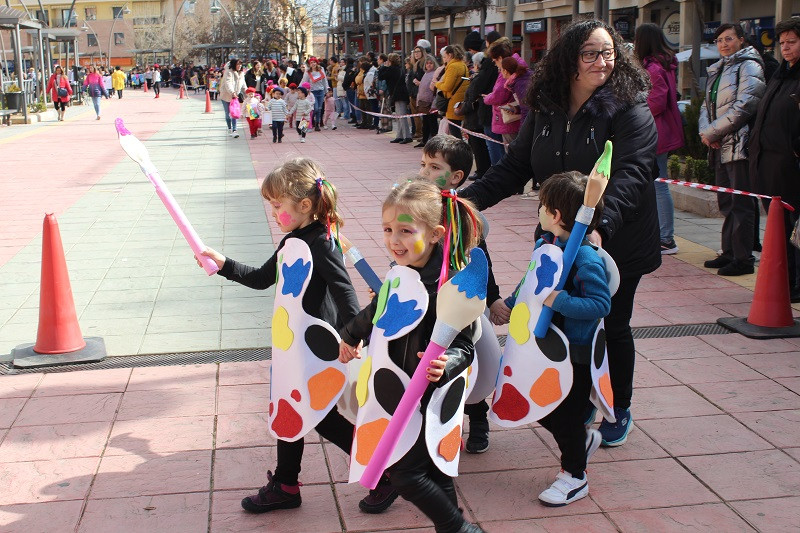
[438,424,462,462]
[355,418,390,466]
[529,367,562,407]
[598,372,613,408]
[308,367,346,410]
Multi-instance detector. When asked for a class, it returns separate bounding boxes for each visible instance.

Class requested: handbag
[416,100,432,114]
[229,97,242,119]
[57,86,68,98]
[500,94,521,124]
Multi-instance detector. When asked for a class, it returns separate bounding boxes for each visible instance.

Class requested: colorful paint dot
[278,211,294,226]
[508,302,531,345]
[413,239,425,254]
[356,356,372,407]
[397,213,414,223]
[435,177,447,187]
[271,306,294,351]
[391,277,401,288]
[291,389,301,402]
[503,366,512,377]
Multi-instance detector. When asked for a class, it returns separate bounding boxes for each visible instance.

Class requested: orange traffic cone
[143,80,148,93]
[11,214,107,368]
[178,83,187,99]
[204,89,213,113]
[718,196,800,338]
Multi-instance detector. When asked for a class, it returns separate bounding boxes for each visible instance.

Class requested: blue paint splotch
[281,258,311,297]
[450,247,488,300]
[375,293,423,337]
[534,254,558,295]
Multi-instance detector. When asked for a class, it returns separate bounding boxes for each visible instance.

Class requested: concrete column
[572,0,579,20]
[401,15,406,57]
[449,14,455,45]
[14,24,28,121]
[594,0,603,20]
[505,0,515,39]
[344,29,350,56]
[425,7,431,45]
[679,0,702,97]
[720,0,734,23]
[410,18,415,53]
[480,6,486,36]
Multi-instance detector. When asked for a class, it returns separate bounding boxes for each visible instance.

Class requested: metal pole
[170,1,187,64]
[505,0,514,39]
[344,29,349,55]
[361,0,370,53]
[720,0,733,23]
[400,15,406,57]
[248,0,266,62]
[217,1,238,57]
[388,16,394,53]
[424,6,431,45]
[480,6,486,37]
[448,13,454,45]
[107,2,129,70]
[14,23,28,121]
[572,0,579,20]
[38,28,47,103]
[325,0,335,59]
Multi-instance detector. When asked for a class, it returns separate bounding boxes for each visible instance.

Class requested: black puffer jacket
[750,60,800,209]
[339,245,475,404]
[462,86,661,278]
[461,57,498,131]
[380,64,410,103]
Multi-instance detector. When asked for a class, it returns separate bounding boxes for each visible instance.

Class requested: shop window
[87,34,98,47]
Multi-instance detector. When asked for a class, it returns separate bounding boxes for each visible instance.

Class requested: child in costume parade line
[492,171,613,507]
[288,87,313,143]
[197,158,397,515]
[338,180,486,533]
[418,135,504,454]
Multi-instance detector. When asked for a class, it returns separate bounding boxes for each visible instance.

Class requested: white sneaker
[586,429,601,464]
[233,131,239,138]
[323,125,328,129]
[538,470,588,507]
[301,138,306,143]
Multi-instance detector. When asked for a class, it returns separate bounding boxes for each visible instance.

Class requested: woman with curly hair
[462,20,660,480]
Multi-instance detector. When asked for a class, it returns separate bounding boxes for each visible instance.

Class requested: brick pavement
[0,88,798,531]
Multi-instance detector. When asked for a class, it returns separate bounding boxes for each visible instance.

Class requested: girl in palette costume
[338,180,486,533]
[491,171,612,507]
[199,158,395,515]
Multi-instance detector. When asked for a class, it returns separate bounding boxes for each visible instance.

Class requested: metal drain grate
[0,347,271,375]
[0,323,730,375]
[631,323,730,339]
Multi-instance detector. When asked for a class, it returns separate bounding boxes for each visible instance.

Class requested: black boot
[465,401,490,454]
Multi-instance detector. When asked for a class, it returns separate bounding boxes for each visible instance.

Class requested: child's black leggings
[389,431,465,533]
[274,406,353,485]
[538,362,592,478]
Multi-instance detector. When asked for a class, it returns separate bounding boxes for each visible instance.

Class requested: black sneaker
[718,260,755,276]
[241,471,302,513]
[466,417,489,454]
[660,240,678,255]
[358,473,398,513]
[704,256,732,269]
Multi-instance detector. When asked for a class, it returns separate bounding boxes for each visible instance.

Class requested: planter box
[668,182,721,218]
[3,92,24,111]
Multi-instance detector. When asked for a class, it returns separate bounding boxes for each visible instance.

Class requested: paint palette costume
[268,238,348,441]
[490,243,619,427]
[349,265,473,481]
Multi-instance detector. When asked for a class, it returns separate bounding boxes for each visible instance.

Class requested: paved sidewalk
[0,89,798,532]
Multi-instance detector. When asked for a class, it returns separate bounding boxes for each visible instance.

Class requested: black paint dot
[593,328,606,369]
[374,368,405,415]
[305,325,339,361]
[536,328,568,362]
[440,377,466,424]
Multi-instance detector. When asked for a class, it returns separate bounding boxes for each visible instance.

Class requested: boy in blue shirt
[506,170,612,506]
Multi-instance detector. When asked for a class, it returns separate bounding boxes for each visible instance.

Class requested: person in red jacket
[635,23,685,255]
[47,65,73,122]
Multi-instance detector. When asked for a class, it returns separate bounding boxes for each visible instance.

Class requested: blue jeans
[312,89,324,126]
[221,99,237,131]
[347,89,360,121]
[370,99,380,127]
[484,126,505,165]
[654,153,674,242]
[91,96,101,116]
[338,95,350,120]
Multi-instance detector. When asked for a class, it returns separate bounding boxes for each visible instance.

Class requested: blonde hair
[261,158,344,229]
[383,180,482,270]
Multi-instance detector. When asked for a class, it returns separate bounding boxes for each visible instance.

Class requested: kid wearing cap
[267,87,288,143]
[244,87,265,139]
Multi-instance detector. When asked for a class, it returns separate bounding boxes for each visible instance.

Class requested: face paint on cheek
[278,211,294,226]
[413,239,425,254]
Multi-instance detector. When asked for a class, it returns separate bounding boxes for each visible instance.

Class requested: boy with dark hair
[503,170,611,506]
[418,134,505,454]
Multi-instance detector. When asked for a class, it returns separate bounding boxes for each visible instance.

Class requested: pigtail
[313,177,343,250]
[439,189,483,289]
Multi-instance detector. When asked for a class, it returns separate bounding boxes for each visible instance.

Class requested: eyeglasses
[579,48,616,63]
[714,36,738,44]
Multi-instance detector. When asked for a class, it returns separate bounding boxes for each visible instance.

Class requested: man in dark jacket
[462,31,498,180]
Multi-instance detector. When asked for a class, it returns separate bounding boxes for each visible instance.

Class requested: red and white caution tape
[348,101,428,119]
[656,178,795,212]
[442,119,508,146]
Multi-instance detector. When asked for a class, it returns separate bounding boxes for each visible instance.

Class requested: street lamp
[107,4,131,69]
[172,0,238,65]
[210,0,238,56]
[81,21,104,66]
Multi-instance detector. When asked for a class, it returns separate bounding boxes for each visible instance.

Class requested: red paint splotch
[291,389,302,402]
[270,398,303,439]
[503,366,513,377]
[492,383,529,422]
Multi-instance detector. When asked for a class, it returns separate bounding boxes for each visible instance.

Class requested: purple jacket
[483,53,530,135]
[643,56,684,154]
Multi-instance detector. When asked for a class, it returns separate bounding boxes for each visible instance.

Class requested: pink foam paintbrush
[115,118,219,275]
[360,247,488,488]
